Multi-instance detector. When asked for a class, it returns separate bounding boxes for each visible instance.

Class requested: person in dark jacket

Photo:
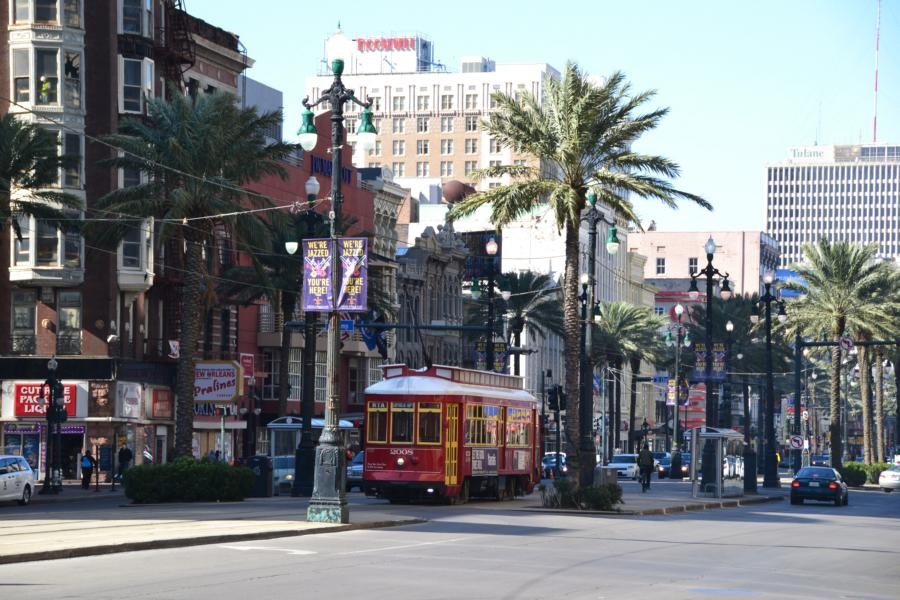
[117,446,133,480]
[81,451,96,489]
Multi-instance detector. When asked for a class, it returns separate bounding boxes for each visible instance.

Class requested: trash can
[247,455,273,497]
[593,465,619,487]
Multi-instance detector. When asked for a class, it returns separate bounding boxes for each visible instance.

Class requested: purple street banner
[692,343,727,381]
[302,238,333,312]
[337,238,368,312]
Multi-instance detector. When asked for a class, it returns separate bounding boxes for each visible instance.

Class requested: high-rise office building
[765,144,900,267]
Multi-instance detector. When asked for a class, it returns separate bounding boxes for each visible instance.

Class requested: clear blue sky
[186,0,899,233]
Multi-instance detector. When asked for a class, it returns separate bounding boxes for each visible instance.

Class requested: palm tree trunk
[858,346,873,464]
[874,348,885,463]
[562,223,582,478]
[512,329,522,376]
[278,292,297,417]
[628,356,640,453]
[613,358,623,452]
[606,361,614,462]
[829,344,843,471]
[174,238,206,458]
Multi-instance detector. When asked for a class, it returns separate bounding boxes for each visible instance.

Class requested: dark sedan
[790,467,848,506]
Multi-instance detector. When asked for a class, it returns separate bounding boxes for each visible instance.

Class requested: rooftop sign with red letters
[356,36,416,52]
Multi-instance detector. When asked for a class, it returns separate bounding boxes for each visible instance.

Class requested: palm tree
[623,310,666,453]
[91,90,295,457]
[448,63,709,484]
[785,239,899,470]
[0,113,81,241]
[497,271,564,375]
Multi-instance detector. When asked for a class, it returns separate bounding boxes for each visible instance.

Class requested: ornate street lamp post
[39,357,63,495]
[579,191,619,484]
[297,52,377,523]
[688,237,732,490]
[470,235,504,372]
[286,175,323,498]
[723,320,734,429]
[758,271,783,488]
[665,303,690,478]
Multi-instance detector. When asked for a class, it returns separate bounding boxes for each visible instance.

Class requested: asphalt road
[3,485,899,599]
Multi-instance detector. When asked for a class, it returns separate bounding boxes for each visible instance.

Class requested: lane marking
[335,537,469,556]
[219,545,317,556]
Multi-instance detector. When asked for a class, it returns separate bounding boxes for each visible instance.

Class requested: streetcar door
[444,404,459,486]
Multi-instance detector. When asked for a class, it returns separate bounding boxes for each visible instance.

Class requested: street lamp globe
[592,303,602,324]
[674,303,684,317]
[763,270,775,285]
[284,241,299,255]
[501,290,511,302]
[297,108,318,152]
[704,236,717,256]
[726,320,734,332]
[579,272,589,286]
[688,278,700,300]
[305,175,320,198]
[485,236,498,256]
[719,277,733,300]
[47,357,58,371]
[605,226,620,255]
[355,107,377,152]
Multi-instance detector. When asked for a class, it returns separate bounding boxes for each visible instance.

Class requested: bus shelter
[688,427,745,499]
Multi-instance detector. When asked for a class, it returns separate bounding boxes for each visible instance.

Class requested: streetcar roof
[365,374,536,403]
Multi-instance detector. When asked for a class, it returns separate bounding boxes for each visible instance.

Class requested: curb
[0,518,426,566]
[520,494,783,517]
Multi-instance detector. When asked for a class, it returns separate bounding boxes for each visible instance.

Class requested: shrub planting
[122,457,254,503]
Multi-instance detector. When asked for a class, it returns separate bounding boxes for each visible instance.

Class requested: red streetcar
[363,364,541,503]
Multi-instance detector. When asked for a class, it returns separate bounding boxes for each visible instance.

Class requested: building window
[488,160,501,168]
[63,0,80,27]
[367,140,382,156]
[489,138,502,153]
[13,49,29,103]
[63,51,82,108]
[440,116,453,132]
[121,226,142,268]
[416,117,429,133]
[440,94,453,110]
[440,161,453,177]
[656,257,666,275]
[465,115,479,132]
[58,291,81,355]
[464,160,478,175]
[391,162,405,177]
[688,257,698,275]
[655,306,665,316]
[392,140,405,156]
[440,139,453,155]
[14,0,29,23]
[513,159,526,168]
[392,117,405,134]
[416,140,429,155]
[416,161,430,177]
[36,220,59,266]
[121,0,151,36]
[464,93,478,110]
[35,48,59,105]
[119,56,153,114]
[35,0,57,22]
[345,118,356,133]
[416,96,430,111]
[392,96,406,112]
[13,216,31,265]
[63,133,81,188]
[465,139,477,154]
[11,290,37,354]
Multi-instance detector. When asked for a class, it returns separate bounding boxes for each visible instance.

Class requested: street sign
[839,336,854,351]
[789,435,803,449]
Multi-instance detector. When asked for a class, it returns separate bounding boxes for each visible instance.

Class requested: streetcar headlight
[396,457,405,467]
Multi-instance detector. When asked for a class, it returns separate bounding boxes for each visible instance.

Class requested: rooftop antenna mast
[873,0,881,143]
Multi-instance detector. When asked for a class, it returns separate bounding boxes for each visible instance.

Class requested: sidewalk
[1,478,785,565]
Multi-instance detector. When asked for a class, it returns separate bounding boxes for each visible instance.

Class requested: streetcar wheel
[459,479,470,504]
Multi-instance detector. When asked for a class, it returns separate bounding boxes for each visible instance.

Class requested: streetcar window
[418,402,441,445]
[391,401,415,444]
[465,403,499,446]
[367,401,388,443]
[506,407,531,447]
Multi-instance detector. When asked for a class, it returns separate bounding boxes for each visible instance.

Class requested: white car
[0,455,36,506]
[878,465,900,492]
[607,454,639,480]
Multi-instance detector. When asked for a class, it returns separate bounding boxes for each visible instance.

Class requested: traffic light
[557,385,567,411]
[548,386,559,411]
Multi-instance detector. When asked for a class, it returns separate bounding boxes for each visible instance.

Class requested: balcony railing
[56,332,82,355]
[11,334,36,355]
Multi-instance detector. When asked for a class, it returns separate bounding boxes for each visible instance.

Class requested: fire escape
[157,0,195,94]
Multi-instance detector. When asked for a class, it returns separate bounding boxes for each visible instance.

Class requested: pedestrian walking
[117,445,133,480]
[81,451,96,489]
